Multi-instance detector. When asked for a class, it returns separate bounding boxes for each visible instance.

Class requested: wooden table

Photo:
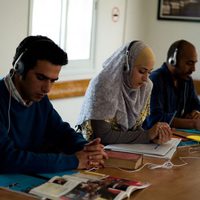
[0,187,38,200]
[97,145,200,200]
[1,146,200,200]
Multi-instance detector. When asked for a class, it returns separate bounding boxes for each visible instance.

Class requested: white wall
[51,97,83,129]
[1,0,200,76]
[143,0,200,79]
[0,0,29,76]
[94,0,127,72]
[1,0,200,125]
[124,0,147,42]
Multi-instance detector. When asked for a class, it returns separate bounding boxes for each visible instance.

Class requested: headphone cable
[7,70,15,134]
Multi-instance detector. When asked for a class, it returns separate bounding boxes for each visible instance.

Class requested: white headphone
[125,41,138,72]
[13,49,28,75]
[168,48,178,66]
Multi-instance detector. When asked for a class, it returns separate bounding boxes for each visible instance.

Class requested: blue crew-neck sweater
[0,79,87,173]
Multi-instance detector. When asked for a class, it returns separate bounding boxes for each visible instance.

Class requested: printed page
[60,177,127,200]
[126,182,151,197]
[104,138,181,156]
[67,171,109,181]
[106,177,150,198]
[29,176,83,199]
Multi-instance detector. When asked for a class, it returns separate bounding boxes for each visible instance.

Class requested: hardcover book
[105,150,143,170]
[29,171,150,200]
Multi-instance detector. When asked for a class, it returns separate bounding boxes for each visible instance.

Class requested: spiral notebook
[104,138,181,159]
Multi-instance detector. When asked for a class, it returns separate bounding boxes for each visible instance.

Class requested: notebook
[104,138,181,158]
[173,129,200,142]
[175,128,200,134]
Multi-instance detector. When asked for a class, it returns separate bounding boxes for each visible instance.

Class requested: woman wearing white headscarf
[77,41,172,145]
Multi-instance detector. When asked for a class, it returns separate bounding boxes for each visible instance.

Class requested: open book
[104,138,181,159]
[29,171,150,200]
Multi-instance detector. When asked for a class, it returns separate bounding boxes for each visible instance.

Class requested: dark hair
[12,35,68,75]
[166,39,193,63]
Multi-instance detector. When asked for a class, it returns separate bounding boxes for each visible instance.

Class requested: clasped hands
[76,138,108,170]
[148,122,172,144]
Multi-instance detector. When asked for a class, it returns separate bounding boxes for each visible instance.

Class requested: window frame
[28,0,97,80]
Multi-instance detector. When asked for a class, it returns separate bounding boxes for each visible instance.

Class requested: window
[29,0,96,79]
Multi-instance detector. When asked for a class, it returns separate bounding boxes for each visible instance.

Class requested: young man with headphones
[143,40,200,130]
[0,35,107,173]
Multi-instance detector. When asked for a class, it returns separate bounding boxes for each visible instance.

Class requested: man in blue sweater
[143,40,200,130]
[0,35,107,173]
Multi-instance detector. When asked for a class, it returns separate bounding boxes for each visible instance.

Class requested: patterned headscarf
[77,41,155,130]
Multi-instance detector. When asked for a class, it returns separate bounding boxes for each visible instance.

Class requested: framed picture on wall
[158,0,200,22]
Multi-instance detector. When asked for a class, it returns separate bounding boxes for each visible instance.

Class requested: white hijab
[77,41,154,130]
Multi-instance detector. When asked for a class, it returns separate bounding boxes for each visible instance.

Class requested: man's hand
[186,110,200,119]
[75,138,108,169]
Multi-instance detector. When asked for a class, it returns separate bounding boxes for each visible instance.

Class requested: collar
[4,70,33,107]
[161,63,191,84]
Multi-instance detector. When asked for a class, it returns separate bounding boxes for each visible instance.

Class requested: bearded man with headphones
[143,40,200,130]
[0,35,107,173]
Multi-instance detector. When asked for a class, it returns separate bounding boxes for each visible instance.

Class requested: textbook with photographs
[29,171,150,200]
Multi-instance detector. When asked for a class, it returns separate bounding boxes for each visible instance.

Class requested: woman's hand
[148,122,172,144]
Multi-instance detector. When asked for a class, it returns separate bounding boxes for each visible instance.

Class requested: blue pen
[154,111,177,149]
[169,110,177,126]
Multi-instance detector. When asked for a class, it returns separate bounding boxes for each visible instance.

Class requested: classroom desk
[97,145,200,200]
[0,187,38,200]
[1,145,200,200]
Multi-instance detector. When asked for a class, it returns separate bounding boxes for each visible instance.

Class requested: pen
[154,111,177,150]
[169,110,177,126]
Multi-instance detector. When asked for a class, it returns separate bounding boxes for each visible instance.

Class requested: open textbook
[29,171,150,200]
[104,138,181,159]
